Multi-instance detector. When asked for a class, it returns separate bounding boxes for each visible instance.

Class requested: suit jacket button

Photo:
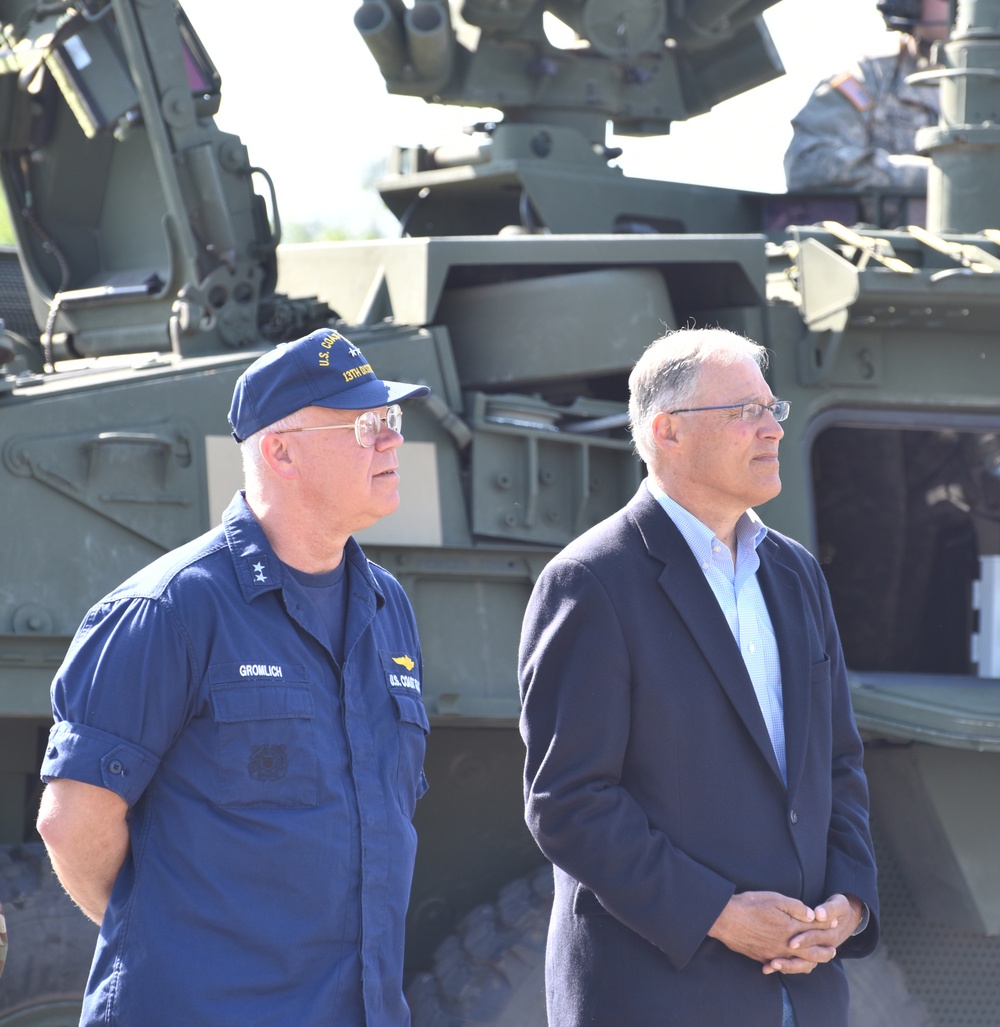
[789,809,799,824]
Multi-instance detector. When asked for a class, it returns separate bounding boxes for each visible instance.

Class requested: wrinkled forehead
[694,355,770,397]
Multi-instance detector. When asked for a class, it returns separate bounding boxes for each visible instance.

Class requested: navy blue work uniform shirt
[40,492,429,1026]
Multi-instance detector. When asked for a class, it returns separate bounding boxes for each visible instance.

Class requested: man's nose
[760,412,784,439]
[375,424,404,450]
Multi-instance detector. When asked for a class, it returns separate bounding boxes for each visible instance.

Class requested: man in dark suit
[518,328,878,1026]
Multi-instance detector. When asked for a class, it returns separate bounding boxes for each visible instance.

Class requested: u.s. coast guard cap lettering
[229,328,430,443]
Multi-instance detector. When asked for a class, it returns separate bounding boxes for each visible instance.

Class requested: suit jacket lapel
[756,534,812,795]
[628,487,785,785]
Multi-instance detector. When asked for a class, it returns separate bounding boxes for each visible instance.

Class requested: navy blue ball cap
[229,328,430,443]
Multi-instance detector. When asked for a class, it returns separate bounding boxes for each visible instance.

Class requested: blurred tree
[282,221,380,243]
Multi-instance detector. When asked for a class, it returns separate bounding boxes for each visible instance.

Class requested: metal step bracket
[821,221,914,274]
[908,224,1000,274]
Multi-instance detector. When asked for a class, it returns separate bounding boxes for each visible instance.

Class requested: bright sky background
[180,0,897,235]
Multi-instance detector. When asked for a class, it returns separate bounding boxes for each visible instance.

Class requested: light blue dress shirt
[647,479,787,784]
[647,481,824,1023]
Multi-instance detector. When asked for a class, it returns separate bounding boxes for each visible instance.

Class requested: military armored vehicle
[1,0,999,1024]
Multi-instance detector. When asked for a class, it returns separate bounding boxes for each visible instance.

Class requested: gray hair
[627,328,769,465]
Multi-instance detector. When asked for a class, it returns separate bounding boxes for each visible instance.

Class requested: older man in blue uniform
[36,330,430,1025]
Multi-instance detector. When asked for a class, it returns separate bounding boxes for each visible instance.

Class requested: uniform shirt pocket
[211,683,318,808]
[390,691,430,818]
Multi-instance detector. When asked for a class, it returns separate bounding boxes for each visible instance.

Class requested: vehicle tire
[0,844,96,1027]
[407,865,552,1026]
[845,945,932,1027]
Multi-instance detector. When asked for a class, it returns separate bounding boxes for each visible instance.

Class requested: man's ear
[651,410,680,453]
[258,432,298,480]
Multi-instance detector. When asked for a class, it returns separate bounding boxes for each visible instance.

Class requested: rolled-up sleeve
[41,594,194,807]
[41,721,159,806]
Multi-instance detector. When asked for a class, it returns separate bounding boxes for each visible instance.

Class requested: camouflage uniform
[784,45,939,192]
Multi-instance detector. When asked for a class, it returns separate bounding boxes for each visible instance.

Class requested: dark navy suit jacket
[519,483,879,1027]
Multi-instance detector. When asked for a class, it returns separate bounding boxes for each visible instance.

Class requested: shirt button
[109,760,124,775]
[789,809,799,824]
[748,643,756,654]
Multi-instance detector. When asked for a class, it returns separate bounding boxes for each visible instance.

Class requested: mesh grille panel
[0,249,39,342]
[874,822,1000,1026]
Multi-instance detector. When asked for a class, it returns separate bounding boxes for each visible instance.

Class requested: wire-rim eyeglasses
[272,404,403,448]
[667,400,790,423]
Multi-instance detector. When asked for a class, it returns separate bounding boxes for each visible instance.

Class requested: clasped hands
[707,890,863,975]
